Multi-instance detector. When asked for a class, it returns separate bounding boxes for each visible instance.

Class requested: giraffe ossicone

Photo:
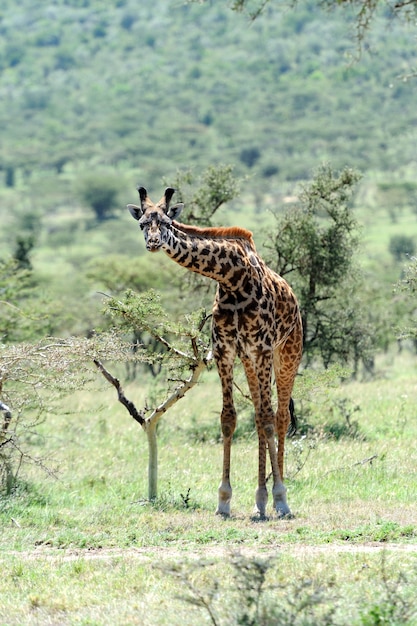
[128,186,303,518]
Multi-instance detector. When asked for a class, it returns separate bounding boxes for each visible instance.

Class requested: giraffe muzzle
[146,236,162,251]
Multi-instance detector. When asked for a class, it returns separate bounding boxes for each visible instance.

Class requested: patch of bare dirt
[4,542,417,563]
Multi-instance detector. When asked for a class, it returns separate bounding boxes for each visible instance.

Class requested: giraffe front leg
[214,352,237,517]
[216,405,236,516]
[242,354,278,518]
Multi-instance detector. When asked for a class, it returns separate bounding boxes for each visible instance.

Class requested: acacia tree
[96,290,212,501]
[0,333,126,495]
[169,164,242,226]
[396,256,417,343]
[76,171,123,222]
[265,165,375,372]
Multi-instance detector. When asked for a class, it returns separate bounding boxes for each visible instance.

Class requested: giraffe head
[128,187,184,252]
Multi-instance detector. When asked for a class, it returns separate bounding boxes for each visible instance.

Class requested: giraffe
[128,186,303,517]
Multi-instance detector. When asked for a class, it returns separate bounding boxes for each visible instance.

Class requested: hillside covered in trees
[0,0,416,190]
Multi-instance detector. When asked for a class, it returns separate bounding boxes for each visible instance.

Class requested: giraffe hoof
[275,504,293,519]
[217,483,232,516]
[252,508,268,521]
[215,504,231,517]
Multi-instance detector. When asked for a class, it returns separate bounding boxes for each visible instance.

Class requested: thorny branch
[93,360,145,426]
[95,301,212,419]
[147,357,210,426]
[94,354,211,432]
[323,454,378,476]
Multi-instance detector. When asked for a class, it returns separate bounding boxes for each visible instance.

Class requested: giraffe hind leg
[241,354,291,519]
[273,335,302,511]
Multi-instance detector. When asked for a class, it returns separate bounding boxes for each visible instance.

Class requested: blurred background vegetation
[0,0,416,491]
[0,0,415,339]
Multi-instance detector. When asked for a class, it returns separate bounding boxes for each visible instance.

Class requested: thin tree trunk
[94,357,210,501]
[146,420,158,500]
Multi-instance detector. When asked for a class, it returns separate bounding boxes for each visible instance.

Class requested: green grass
[1,350,417,624]
[1,542,416,625]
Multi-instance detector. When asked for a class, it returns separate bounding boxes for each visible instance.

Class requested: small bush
[239,147,261,168]
[389,234,415,262]
[164,551,417,626]
[75,171,122,221]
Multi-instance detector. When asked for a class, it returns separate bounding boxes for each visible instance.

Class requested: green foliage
[389,234,416,262]
[75,171,123,221]
[105,289,169,335]
[221,0,417,49]
[0,256,74,343]
[86,254,171,295]
[322,397,362,440]
[401,257,417,295]
[165,550,417,626]
[0,0,415,186]
[104,289,210,360]
[336,521,417,543]
[13,234,35,270]
[396,257,417,340]
[172,164,242,226]
[359,552,417,626]
[5,166,15,187]
[265,165,374,369]
[0,259,37,343]
[239,147,261,169]
[274,164,360,277]
[0,332,132,495]
[376,180,417,210]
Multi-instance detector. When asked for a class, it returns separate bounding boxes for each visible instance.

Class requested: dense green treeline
[0,0,416,188]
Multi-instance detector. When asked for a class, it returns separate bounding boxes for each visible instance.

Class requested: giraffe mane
[173,222,254,244]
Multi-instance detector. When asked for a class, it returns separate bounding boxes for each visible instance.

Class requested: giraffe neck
[162,222,258,290]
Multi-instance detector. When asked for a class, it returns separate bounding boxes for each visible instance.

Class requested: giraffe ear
[167,203,184,221]
[127,204,143,221]
[137,186,147,201]
[164,187,176,207]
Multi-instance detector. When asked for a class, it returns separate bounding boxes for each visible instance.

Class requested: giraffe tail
[287,398,297,437]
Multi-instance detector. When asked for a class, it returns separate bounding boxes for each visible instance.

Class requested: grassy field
[1,348,417,625]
